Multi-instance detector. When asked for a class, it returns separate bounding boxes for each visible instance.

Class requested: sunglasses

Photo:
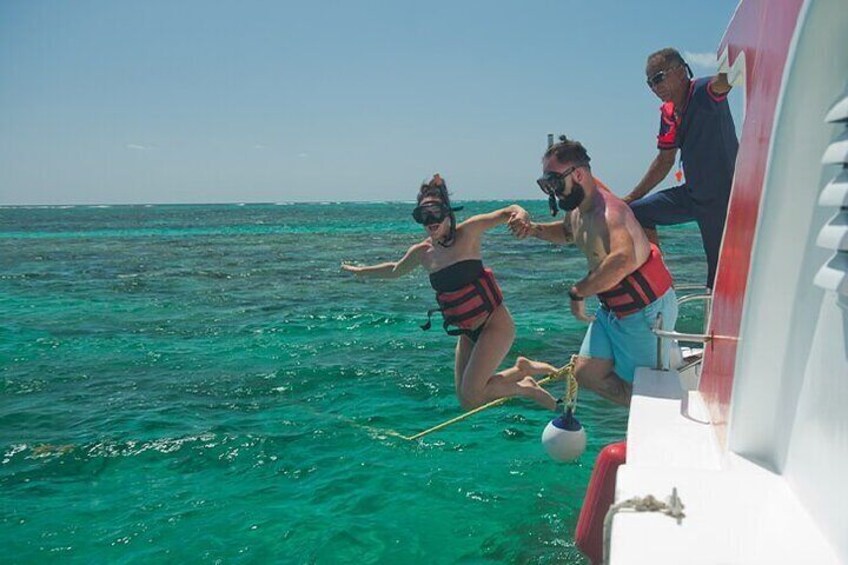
[536,166,578,196]
[412,203,450,225]
[646,65,679,88]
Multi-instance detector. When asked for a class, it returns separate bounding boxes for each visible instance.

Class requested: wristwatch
[568,287,583,302]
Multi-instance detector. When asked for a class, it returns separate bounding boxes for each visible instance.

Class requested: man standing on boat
[623,48,738,290]
[509,136,678,406]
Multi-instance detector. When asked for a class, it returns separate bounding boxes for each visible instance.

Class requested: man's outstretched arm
[509,213,574,245]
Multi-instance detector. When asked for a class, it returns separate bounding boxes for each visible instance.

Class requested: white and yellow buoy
[541,362,586,462]
[542,407,586,462]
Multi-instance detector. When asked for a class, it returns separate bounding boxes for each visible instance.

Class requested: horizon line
[0,197,550,208]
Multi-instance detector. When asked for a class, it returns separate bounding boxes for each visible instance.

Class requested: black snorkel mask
[412,203,449,225]
[539,134,592,215]
[414,180,464,246]
[537,167,578,217]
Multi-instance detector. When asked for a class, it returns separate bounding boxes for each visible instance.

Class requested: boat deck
[608,367,840,564]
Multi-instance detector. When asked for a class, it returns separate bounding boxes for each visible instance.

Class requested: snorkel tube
[548,194,559,217]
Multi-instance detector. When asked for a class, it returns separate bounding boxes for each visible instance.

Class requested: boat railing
[653,288,713,370]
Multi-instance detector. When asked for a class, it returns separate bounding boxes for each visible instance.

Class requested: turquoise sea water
[0,202,706,563]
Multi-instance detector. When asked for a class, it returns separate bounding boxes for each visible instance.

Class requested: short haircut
[649,47,686,67]
[543,135,591,168]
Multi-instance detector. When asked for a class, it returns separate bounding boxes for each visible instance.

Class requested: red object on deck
[575,441,627,564]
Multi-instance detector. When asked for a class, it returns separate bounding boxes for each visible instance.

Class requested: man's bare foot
[515,356,558,376]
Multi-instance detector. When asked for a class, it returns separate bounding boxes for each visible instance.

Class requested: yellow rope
[563,355,579,412]
[400,357,577,441]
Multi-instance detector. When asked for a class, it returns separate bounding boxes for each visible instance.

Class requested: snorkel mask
[415,174,464,246]
[412,202,451,225]
[539,134,591,216]
[538,171,564,216]
[537,167,578,217]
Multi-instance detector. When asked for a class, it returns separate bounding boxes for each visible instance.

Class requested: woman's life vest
[422,260,503,336]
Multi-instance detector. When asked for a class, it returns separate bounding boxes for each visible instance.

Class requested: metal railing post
[655,312,664,370]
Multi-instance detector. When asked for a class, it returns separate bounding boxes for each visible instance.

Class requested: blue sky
[0,1,740,205]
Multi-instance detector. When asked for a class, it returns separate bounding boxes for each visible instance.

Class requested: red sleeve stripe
[707,79,728,102]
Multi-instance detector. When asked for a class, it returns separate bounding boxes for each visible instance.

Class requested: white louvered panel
[822,128,848,165]
[815,93,848,296]
[814,252,848,296]
[817,211,848,250]
[825,91,848,123]
[819,168,848,206]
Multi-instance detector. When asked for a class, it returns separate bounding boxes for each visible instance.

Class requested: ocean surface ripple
[0,202,706,563]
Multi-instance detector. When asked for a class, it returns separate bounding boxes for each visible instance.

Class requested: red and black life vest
[596,245,673,318]
[422,260,504,337]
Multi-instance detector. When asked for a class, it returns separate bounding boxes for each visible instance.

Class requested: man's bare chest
[573,215,607,268]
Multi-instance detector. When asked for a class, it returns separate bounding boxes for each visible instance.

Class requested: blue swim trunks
[578,288,678,382]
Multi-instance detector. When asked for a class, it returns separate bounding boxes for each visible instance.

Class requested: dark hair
[648,47,693,78]
[417,174,451,205]
[543,135,591,168]
[416,173,457,247]
[649,47,685,67]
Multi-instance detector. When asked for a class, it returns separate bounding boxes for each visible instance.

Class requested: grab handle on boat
[653,313,712,370]
[654,328,712,343]
[677,292,712,307]
[652,291,714,369]
[677,291,713,333]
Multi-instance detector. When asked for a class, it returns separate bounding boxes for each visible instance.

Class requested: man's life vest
[596,244,673,318]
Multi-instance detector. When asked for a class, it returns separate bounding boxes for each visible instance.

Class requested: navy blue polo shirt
[657,77,739,206]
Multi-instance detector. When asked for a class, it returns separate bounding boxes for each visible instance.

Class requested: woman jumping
[342,175,559,411]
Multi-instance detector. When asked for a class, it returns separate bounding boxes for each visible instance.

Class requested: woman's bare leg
[454,336,473,399]
[457,306,558,411]
[514,356,558,377]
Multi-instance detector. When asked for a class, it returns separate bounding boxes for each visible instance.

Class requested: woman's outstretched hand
[508,212,533,239]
